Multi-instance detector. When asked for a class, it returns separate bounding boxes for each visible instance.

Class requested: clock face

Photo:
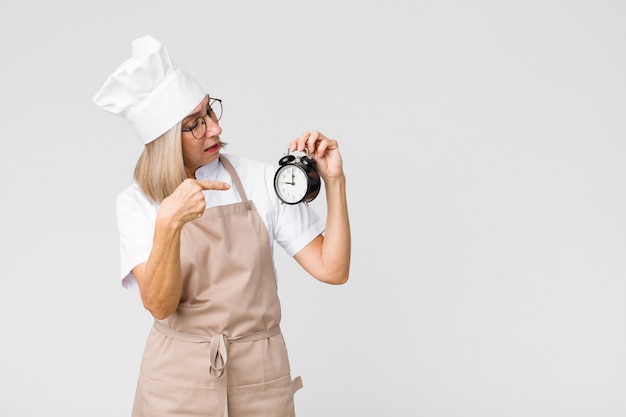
[274,165,309,204]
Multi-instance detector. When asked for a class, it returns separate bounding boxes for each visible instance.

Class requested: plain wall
[1,1,625,416]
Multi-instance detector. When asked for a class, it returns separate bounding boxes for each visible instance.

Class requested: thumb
[196,180,231,191]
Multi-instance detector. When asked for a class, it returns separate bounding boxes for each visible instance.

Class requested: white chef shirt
[116,153,325,290]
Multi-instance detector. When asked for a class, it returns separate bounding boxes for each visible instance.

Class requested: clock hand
[283,173,294,185]
[281,168,295,185]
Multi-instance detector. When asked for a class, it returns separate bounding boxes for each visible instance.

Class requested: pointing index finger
[196,180,231,191]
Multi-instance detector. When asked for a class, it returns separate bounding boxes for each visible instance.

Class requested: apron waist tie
[152,321,283,417]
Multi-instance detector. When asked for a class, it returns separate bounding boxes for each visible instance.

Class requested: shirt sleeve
[115,184,158,290]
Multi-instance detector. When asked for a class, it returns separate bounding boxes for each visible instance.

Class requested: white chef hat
[93,35,206,144]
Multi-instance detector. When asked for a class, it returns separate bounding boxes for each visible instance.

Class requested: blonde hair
[134,122,186,203]
[134,121,227,203]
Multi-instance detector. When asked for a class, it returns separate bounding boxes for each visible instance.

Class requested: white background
[1,1,625,416]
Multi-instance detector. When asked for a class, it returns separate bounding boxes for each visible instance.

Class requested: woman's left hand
[289,131,344,180]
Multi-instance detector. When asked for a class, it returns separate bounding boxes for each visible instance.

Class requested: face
[181,96,222,178]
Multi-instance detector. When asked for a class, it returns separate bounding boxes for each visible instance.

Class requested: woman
[93,35,350,417]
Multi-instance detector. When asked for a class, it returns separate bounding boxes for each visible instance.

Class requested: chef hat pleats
[93,35,206,144]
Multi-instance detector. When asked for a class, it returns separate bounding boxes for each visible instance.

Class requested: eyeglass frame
[181,96,223,140]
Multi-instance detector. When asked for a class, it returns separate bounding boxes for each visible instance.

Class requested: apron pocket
[227,374,297,417]
[133,375,219,417]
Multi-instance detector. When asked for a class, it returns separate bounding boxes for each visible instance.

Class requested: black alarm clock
[273,150,321,205]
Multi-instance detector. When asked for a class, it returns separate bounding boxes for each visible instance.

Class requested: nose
[204,114,222,138]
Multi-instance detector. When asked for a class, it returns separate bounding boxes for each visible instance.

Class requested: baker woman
[93,35,350,417]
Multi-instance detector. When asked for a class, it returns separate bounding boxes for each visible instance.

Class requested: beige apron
[132,155,302,417]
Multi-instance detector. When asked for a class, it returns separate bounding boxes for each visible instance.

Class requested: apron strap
[152,322,284,417]
[219,155,252,209]
[152,320,280,343]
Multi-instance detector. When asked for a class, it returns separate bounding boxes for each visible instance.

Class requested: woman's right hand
[158,179,230,227]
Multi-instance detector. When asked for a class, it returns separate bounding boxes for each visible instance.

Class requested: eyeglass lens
[190,97,223,139]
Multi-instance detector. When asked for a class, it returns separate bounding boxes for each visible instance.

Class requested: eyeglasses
[182,96,223,139]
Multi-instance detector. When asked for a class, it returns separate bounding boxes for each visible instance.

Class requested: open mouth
[204,143,219,153]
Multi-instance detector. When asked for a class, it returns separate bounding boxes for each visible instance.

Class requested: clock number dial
[275,165,308,204]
